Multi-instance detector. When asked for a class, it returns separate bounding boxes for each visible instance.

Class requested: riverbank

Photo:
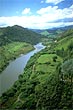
[0,42,34,73]
[0,31,73,109]
[0,43,45,96]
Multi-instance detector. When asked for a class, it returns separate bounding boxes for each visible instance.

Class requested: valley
[0,25,73,109]
[0,42,34,73]
[0,0,73,109]
[0,25,45,73]
[0,43,45,96]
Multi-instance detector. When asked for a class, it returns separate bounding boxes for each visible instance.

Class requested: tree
[68,42,73,51]
[61,59,73,83]
[53,56,57,62]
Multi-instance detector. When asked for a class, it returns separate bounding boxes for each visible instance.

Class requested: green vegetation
[36,54,62,73]
[0,25,45,72]
[0,28,73,109]
[41,30,50,36]
[0,42,34,73]
[40,29,63,46]
[0,25,44,46]
[55,34,73,50]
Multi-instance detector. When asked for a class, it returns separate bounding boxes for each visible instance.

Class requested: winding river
[0,43,45,96]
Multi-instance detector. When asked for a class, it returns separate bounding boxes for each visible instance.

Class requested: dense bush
[61,59,73,83]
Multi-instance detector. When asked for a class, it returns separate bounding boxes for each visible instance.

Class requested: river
[0,43,45,96]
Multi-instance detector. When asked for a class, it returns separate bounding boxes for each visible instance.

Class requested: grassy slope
[55,34,73,50]
[0,42,34,73]
[41,31,50,36]
[41,29,63,46]
[0,29,73,109]
[36,54,62,73]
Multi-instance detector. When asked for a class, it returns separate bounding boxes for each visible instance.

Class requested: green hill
[0,25,45,72]
[41,30,50,36]
[0,25,43,46]
[0,29,73,109]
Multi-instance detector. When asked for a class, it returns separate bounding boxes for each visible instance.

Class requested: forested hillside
[0,25,43,46]
[0,25,45,72]
[0,28,73,109]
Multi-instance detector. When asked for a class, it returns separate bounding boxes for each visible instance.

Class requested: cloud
[37,5,73,22]
[0,16,73,29]
[46,0,65,4]
[41,1,44,3]
[22,8,31,14]
[0,5,73,29]
[37,6,58,15]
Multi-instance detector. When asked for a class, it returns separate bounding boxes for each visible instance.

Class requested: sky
[0,0,73,29]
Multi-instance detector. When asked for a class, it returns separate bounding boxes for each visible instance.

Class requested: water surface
[0,43,45,96]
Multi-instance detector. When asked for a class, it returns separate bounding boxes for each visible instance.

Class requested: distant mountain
[31,25,73,39]
[0,25,44,46]
[32,25,73,34]
[31,29,45,33]
[47,25,73,32]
